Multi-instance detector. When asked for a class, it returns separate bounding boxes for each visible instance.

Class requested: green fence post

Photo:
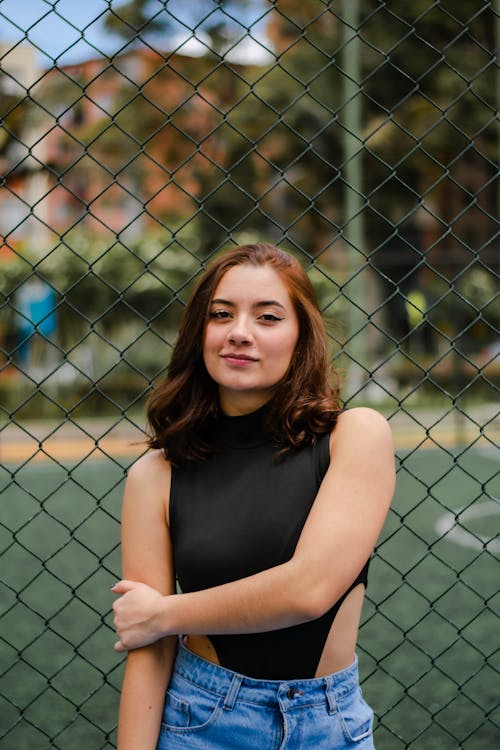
[341,0,367,398]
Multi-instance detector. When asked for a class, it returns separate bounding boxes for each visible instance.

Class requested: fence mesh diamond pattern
[0,1,499,748]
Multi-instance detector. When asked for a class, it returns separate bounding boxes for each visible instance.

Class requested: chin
[219,381,274,397]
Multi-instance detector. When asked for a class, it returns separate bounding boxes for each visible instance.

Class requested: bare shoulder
[125,449,171,498]
[336,406,391,433]
[127,449,170,477]
[330,407,393,452]
[327,408,395,502]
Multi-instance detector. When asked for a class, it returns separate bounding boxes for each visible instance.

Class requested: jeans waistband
[173,636,360,713]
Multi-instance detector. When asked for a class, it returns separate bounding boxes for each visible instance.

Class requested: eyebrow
[211,298,287,311]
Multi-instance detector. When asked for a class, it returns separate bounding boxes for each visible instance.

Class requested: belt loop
[324,675,337,715]
[224,673,243,711]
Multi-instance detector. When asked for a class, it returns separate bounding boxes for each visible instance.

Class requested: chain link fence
[0,1,498,748]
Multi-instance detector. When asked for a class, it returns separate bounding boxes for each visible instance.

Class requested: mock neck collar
[216,402,274,449]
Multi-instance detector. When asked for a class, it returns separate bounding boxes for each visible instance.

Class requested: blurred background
[0,1,498,748]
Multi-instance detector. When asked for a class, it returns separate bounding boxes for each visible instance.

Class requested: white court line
[435,499,500,554]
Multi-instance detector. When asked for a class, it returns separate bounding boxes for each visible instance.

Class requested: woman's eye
[259,313,283,322]
[209,310,231,319]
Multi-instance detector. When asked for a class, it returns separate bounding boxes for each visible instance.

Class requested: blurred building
[0,43,49,252]
[1,45,252,245]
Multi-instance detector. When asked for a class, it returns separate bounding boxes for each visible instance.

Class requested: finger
[111,580,138,595]
[114,640,127,652]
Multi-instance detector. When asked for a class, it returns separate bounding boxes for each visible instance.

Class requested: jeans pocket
[336,688,374,743]
[161,682,223,735]
[161,690,191,729]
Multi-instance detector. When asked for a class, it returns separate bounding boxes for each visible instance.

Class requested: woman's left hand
[112,580,167,651]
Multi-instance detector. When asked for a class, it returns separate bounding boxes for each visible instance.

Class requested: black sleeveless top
[170,405,369,680]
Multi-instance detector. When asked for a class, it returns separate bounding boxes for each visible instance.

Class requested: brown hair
[147,243,341,462]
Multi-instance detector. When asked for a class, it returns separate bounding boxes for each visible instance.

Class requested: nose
[227,315,253,345]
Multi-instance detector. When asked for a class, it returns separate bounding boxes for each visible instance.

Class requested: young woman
[112,243,395,749]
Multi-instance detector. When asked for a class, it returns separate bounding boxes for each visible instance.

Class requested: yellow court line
[0,437,145,463]
[1,429,497,464]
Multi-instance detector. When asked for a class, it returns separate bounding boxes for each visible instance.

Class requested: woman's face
[203,263,300,415]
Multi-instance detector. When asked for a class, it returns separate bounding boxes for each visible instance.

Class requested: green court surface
[0,446,498,749]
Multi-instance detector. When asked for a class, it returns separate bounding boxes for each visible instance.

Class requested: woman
[112,243,395,749]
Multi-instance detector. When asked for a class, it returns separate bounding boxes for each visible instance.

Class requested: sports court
[1,414,498,749]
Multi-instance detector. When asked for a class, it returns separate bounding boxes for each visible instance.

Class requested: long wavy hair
[147,243,341,462]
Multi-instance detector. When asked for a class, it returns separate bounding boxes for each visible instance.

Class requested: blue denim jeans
[156,637,375,749]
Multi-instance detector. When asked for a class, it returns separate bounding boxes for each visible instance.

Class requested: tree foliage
[39,0,496,266]
[104,0,170,40]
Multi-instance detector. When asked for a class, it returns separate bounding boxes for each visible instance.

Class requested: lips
[221,353,258,364]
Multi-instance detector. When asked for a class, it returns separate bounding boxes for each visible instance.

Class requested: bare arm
[113,408,395,649]
[116,452,177,750]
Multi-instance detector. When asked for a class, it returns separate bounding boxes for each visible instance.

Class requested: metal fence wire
[0,1,499,748]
